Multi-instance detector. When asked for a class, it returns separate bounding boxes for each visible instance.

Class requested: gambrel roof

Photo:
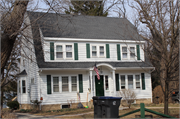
[27,12,152,69]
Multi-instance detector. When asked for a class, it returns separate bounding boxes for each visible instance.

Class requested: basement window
[62,104,70,109]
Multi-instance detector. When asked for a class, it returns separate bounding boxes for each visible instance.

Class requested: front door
[95,75,104,96]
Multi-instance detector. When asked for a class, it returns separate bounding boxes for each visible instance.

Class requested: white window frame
[119,74,142,90]
[104,75,109,91]
[55,43,74,60]
[71,76,77,92]
[120,75,126,90]
[56,45,63,59]
[121,45,137,60]
[61,76,69,92]
[134,74,141,89]
[53,76,60,93]
[91,44,106,58]
[22,80,26,94]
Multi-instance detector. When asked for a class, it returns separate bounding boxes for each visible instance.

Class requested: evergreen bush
[7,101,19,110]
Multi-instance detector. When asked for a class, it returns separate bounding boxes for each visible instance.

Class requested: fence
[119,103,176,118]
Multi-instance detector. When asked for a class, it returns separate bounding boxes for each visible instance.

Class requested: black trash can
[93,96,122,118]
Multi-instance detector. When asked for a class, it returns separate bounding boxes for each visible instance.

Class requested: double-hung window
[55,44,73,59]
[92,46,97,57]
[99,46,105,57]
[91,45,105,57]
[128,75,133,89]
[135,75,140,89]
[22,80,26,93]
[71,76,77,91]
[53,77,59,92]
[122,47,128,59]
[130,47,135,59]
[120,75,126,89]
[56,45,63,58]
[62,76,69,92]
[121,46,136,60]
[66,45,72,58]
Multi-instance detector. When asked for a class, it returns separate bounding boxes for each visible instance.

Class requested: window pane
[56,45,62,52]
[56,52,63,58]
[62,77,68,83]
[128,75,133,89]
[130,53,135,58]
[66,45,72,51]
[100,46,104,51]
[72,85,77,91]
[122,47,127,52]
[100,52,104,56]
[105,76,108,90]
[92,46,96,51]
[22,80,25,86]
[71,76,77,83]
[123,53,127,58]
[71,76,77,91]
[62,85,69,91]
[31,78,34,84]
[53,77,59,84]
[136,82,140,88]
[62,77,68,92]
[53,86,59,92]
[66,52,72,58]
[121,75,125,89]
[135,75,140,81]
[23,87,26,93]
[130,47,135,53]
[92,51,97,56]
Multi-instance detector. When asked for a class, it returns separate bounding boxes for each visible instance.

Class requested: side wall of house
[18,15,40,106]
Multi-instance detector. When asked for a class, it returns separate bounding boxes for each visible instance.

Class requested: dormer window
[55,44,74,60]
[122,47,127,59]
[99,46,104,57]
[92,46,97,57]
[66,45,72,58]
[130,47,135,59]
[91,44,106,58]
[56,45,63,58]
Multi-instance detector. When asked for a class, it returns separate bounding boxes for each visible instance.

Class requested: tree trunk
[1,0,29,73]
[164,81,169,115]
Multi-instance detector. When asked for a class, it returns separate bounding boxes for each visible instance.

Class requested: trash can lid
[93,96,122,100]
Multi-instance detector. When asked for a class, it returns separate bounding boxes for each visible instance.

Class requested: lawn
[54,108,179,118]
[131,103,179,108]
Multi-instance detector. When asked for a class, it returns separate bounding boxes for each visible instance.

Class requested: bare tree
[1,0,29,73]
[119,89,136,108]
[129,0,179,115]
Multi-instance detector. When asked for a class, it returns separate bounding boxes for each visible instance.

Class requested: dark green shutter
[115,74,120,91]
[79,74,83,93]
[136,45,140,60]
[74,43,78,60]
[86,44,90,58]
[141,73,145,90]
[50,42,54,60]
[47,75,51,94]
[106,44,110,58]
[117,44,121,60]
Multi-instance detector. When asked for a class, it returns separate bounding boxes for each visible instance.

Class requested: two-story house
[17,12,154,110]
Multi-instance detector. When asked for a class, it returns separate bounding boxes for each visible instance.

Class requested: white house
[17,12,154,110]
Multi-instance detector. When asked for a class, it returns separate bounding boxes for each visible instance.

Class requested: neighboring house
[17,12,154,110]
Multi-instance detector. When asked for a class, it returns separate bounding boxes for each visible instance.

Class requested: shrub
[7,101,19,110]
